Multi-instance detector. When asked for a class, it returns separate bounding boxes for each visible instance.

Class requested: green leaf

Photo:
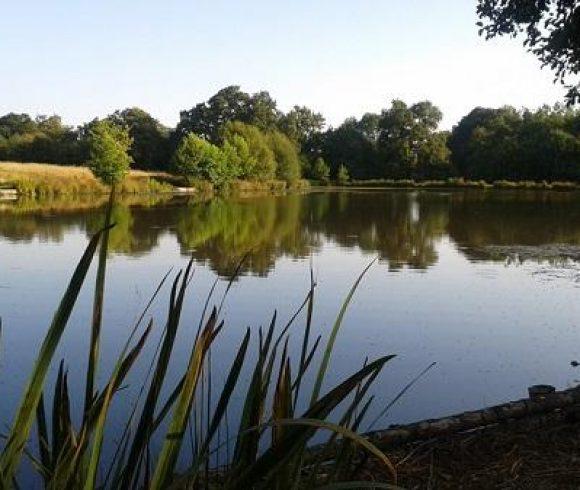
[311,259,376,405]
[0,227,107,482]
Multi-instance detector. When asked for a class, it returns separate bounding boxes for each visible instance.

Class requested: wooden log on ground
[367,384,580,449]
[307,385,580,462]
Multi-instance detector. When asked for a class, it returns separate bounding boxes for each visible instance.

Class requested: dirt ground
[360,411,580,489]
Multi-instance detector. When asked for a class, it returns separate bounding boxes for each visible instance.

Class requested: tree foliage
[476,0,580,104]
[173,134,235,186]
[221,121,276,180]
[337,164,350,185]
[87,120,132,185]
[312,157,330,184]
[0,113,85,164]
[3,84,580,184]
[449,104,580,180]
[314,100,451,180]
[268,131,301,183]
[279,105,325,144]
[108,108,170,170]
[175,86,283,144]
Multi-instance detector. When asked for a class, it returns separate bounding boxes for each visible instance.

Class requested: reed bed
[0,191,397,489]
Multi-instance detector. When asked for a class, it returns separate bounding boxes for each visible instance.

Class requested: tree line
[2,85,580,184]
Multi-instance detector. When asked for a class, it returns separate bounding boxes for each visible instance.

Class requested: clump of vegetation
[0,195,397,489]
[268,130,301,184]
[312,157,330,185]
[337,164,350,185]
[87,120,133,185]
[222,121,276,181]
[172,133,235,187]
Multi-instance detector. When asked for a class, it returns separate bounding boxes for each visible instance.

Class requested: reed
[0,191,397,489]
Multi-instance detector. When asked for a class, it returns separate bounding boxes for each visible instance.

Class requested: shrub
[222,121,276,180]
[312,157,330,184]
[173,134,235,187]
[337,164,350,185]
[268,131,301,183]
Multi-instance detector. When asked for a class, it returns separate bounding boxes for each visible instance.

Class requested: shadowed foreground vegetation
[0,194,400,489]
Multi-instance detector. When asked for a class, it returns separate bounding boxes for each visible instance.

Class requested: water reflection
[2,189,580,275]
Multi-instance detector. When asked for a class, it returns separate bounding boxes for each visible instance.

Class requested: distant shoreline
[0,161,308,198]
[318,178,580,191]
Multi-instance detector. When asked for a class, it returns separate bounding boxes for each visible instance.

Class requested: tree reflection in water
[2,189,580,276]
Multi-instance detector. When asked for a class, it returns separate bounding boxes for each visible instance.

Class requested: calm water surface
[1,188,580,436]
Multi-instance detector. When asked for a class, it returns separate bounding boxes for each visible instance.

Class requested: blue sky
[0,0,565,130]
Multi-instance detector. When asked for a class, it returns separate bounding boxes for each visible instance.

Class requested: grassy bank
[332,178,580,191]
[0,162,310,198]
[0,162,176,197]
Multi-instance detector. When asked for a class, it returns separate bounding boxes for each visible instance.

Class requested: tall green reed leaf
[310,258,376,405]
[83,319,154,490]
[0,226,109,483]
[232,354,394,488]
[150,309,222,490]
[119,262,193,489]
[84,188,115,418]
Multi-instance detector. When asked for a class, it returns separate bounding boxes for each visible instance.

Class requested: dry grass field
[0,162,176,196]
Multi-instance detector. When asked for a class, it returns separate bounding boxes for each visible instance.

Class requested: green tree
[221,133,249,176]
[221,121,276,180]
[477,0,580,104]
[279,105,325,144]
[248,91,282,131]
[175,86,252,143]
[173,134,235,186]
[312,157,330,184]
[87,120,132,185]
[337,164,350,185]
[0,113,36,138]
[316,117,380,180]
[175,86,282,145]
[268,131,301,183]
[417,132,452,178]
[0,113,84,165]
[108,107,170,170]
[378,99,444,177]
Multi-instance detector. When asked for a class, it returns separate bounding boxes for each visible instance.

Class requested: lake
[1,188,580,438]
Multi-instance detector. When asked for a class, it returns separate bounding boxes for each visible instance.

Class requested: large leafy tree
[87,120,132,185]
[279,105,325,144]
[248,91,282,131]
[477,0,580,104]
[173,133,236,186]
[268,131,301,183]
[175,86,282,144]
[318,117,381,179]
[378,100,445,177]
[175,86,252,143]
[221,121,276,180]
[108,108,170,170]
